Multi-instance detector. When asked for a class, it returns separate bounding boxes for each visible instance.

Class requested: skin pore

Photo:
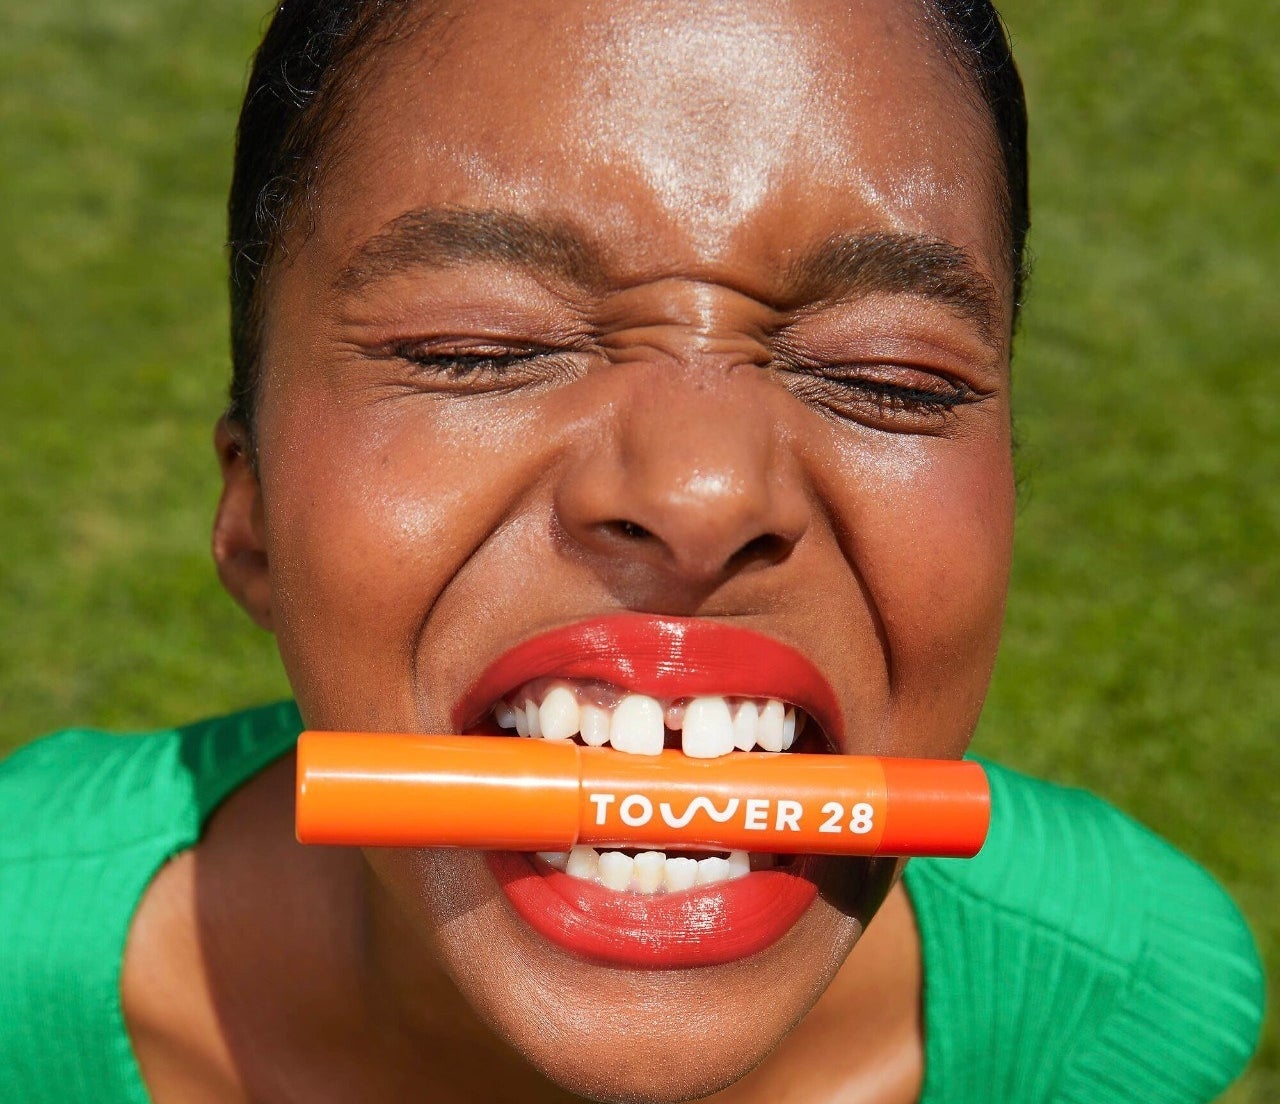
[123,1,1016,1101]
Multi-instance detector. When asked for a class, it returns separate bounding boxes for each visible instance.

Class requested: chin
[531,1048,763,1104]
[376,840,883,1104]
[465,917,860,1104]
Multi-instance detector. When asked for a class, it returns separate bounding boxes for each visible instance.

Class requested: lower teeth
[535,847,771,893]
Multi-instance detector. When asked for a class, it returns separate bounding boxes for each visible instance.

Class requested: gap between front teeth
[492,685,802,757]
[535,846,764,893]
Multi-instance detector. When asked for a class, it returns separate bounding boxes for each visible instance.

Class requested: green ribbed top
[904,764,1265,1103]
[0,702,302,1104]
[0,704,1265,1102]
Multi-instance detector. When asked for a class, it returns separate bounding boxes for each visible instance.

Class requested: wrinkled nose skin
[554,347,811,605]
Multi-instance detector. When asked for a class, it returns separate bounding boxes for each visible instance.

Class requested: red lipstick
[453,614,843,741]
[488,852,819,968]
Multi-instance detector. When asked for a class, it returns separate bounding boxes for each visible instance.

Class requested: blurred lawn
[0,0,1274,1098]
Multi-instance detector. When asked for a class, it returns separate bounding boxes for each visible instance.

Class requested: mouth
[458,614,858,969]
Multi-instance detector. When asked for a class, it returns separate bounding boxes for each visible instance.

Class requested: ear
[212,417,274,631]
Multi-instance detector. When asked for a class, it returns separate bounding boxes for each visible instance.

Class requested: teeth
[566,846,600,880]
[731,700,758,751]
[541,848,759,894]
[609,694,665,755]
[490,682,812,758]
[757,698,785,753]
[632,851,666,893]
[663,856,699,892]
[696,856,732,886]
[539,685,580,741]
[598,851,635,892]
[682,696,735,758]
[579,703,611,747]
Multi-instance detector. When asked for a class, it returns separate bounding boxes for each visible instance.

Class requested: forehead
[308,0,1007,302]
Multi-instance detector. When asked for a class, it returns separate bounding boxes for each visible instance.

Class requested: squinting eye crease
[381,339,986,430]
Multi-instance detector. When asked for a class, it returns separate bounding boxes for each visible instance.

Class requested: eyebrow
[335,207,1004,343]
[334,207,607,292]
[782,231,1004,345]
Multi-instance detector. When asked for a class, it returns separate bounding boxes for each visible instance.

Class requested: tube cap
[876,757,990,857]
[296,732,581,849]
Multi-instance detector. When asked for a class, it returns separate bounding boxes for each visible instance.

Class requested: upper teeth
[682,696,735,758]
[491,680,804,757]
[609,693,665,755]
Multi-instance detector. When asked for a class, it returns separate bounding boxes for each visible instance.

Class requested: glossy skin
[126,0,1017,1101]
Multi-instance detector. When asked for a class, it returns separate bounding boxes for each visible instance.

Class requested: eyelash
[393,346,550,379]
[389,343,981,421]
[819,374,975,413]
[778,360,982,425]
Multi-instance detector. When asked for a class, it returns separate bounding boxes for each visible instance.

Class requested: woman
[0,1,1263,1101]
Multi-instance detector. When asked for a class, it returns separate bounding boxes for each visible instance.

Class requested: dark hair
[226,0,1029,443]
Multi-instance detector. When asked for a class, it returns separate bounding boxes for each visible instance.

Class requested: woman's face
[221,0,1014,1097]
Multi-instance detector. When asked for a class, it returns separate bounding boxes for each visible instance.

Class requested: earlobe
[212,417,273,631]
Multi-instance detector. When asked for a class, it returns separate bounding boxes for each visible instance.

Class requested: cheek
[875,436,1014,627]
[253,388,550,730]
[818,423,1014,751]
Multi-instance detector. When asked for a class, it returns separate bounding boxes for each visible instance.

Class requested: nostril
[726,533,793,572]
[606,519,654,542]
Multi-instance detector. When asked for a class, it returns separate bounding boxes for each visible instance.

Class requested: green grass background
[1,1,1274,1097]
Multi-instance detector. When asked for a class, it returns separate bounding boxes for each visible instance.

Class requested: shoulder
[0,700,302,856]
[906,758,1265,1103]
[0,702,301,1102]
[1,724,186,859]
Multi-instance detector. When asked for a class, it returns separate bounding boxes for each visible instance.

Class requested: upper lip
[452,613,844,743]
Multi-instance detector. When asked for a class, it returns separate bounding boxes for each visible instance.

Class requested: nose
[554,361,810,594]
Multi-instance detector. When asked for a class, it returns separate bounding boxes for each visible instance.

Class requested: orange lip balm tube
[296,732,989,858]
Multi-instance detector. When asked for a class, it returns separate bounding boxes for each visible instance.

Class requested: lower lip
[486,851,820,968]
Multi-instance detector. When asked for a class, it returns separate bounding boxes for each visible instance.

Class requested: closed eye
[376,339,587,393]
[776,360,991,430]
[395,344,551,377]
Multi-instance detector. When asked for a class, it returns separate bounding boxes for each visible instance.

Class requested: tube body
[296,732,989,857]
